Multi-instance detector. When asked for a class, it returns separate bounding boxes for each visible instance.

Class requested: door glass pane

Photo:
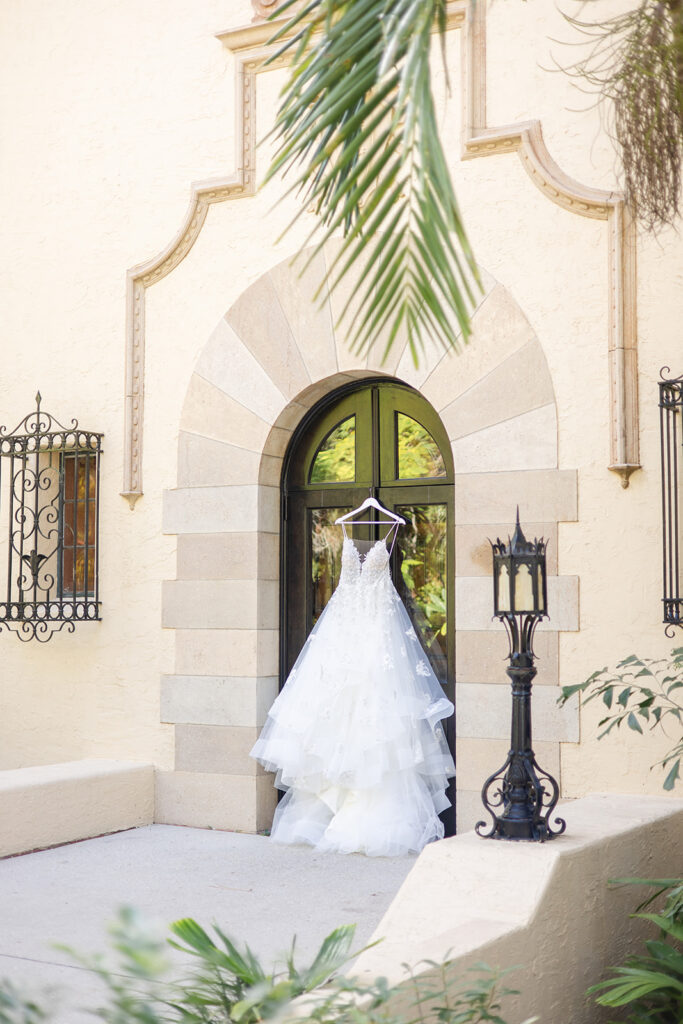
[310,507,353,626]
[394,504,448,683]
[309,416,356,483]
[396,413,446,479]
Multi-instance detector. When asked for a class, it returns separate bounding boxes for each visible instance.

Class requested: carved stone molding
[461,0,639,487]
[121,42,264,506]
[251,0,279,23]
[122,0,640,504]
[250,0,308,24]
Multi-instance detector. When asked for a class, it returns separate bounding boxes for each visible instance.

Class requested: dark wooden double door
[281,380,456,834]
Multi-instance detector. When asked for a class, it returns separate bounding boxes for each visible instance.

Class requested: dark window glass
[394,503,448,683]
[309,416,355,483]
[397,413,446,479]
[61,453,96,598]
[310,507,353,626]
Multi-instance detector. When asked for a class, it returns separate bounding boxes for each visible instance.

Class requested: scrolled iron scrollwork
[659,367,682,634]
[0,394,103,643]
[659,365,683,387]
[476,749,566,842]
[0,392,78,442]
[475,766,508,839]
[0,617,77,643]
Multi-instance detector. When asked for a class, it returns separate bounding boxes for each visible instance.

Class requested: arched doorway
[281,378,456,834]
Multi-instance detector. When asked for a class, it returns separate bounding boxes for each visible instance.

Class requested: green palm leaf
[169,918,267,986]
[263,0,481,365]
[295,923,356,988]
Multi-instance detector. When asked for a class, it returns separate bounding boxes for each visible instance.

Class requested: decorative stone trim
[250,0,279,24]
[122,44,267,506]
[461,0,639,487]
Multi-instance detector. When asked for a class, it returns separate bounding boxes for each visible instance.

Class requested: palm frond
[263,0,481,365]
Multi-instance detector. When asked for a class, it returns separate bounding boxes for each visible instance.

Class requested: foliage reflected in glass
[61,453,96,598]
[395,504,447,683]
[309,417,355,483]
[310,507,353,627]
[396,414,446,479]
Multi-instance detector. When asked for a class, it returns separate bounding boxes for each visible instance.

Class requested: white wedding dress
[250,532,455,856]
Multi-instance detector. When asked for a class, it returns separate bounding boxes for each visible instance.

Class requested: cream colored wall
[354,794,683,1024]
[0,0,238,768]
[0,0,681,818]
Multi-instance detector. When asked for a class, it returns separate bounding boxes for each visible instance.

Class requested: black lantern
[476,509,566,842]
[492,514,547,618]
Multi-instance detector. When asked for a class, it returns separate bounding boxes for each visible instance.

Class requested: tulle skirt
[250,577,455,857]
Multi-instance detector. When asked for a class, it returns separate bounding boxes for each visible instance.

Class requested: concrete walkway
[0,825,416,1022]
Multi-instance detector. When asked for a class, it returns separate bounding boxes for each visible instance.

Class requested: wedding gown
[249,532,456,856]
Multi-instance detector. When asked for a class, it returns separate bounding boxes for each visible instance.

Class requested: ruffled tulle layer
[268,771,447,857]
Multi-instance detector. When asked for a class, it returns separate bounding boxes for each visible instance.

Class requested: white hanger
[335,497,406,526]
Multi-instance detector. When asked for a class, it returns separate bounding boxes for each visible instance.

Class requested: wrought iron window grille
[659,368,682,635]
[0,393,103,642]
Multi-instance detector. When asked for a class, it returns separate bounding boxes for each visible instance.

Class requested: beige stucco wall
[0,0,236,769]
[354,793,683,1024]
[0,0,681,827]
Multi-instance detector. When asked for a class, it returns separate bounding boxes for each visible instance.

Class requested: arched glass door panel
[396,414,447,479]
[310,505,350,626]
[394,502,448,683]
[309,416,356,483]
[286,390,372,490]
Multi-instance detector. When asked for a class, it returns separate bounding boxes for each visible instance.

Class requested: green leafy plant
[405,961,537,1024]
[168,917,357,1023]
[58,906,171,1024]
[263,0,481,365]
[0,983,47,1024]
[588,878,683,1023]
[559,648,683,790]
[1,910,528,1024]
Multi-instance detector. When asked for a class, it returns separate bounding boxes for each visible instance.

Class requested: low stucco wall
[353,793,683,1024]
[0,759,155,857]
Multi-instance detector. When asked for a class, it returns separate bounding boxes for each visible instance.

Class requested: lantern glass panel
[514,563,534,613]
[497,563,511,612]
[537,564,545,612]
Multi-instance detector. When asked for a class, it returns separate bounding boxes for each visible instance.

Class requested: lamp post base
[475,749,566,842]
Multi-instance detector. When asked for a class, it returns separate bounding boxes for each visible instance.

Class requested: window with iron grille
[0,394,103,642]
[659,369,682,635]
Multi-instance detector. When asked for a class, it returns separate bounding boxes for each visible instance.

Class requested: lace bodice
[339,537,391,588]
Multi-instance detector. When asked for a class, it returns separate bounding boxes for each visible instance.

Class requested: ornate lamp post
[475,509,566,842]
